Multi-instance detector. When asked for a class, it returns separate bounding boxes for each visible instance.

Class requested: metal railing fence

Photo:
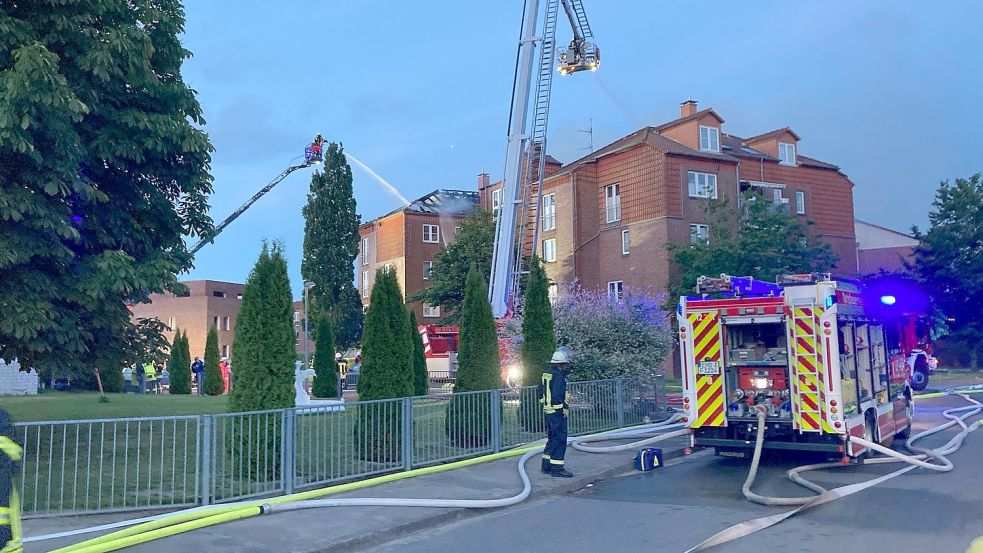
[14,376,666,517]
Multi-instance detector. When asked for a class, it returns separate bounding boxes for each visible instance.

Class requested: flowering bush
[552,284,672,380]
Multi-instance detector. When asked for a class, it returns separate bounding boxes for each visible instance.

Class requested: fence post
[200,415,212,506]
[283,409,295,495]
[402,398,414,471]
[615,379,626,428]
[490,389,502,453]
[655,373,666,418]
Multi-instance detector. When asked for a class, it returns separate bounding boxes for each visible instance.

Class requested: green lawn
[0,392,229,422]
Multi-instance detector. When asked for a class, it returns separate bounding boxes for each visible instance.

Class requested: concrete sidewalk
[25,435,689,553]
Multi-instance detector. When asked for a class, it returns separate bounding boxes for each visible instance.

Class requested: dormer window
[699,126,719,152]
[779,142,796,165]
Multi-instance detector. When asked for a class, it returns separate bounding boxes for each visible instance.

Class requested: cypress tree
[179,330,192,392]
[446,265,501,447]
[168,330,190,394]
[203,326,224,395]
[519,257,555,430]
[409,310,429,397]
[312,314,339,398]
[230,242,296,412]
[356,267,413,461]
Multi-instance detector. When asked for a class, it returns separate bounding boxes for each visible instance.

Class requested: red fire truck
[678,274,915,458]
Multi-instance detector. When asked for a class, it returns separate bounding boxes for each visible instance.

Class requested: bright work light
[880,295,897,306]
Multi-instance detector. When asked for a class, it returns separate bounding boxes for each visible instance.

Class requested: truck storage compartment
[724,321,792,421]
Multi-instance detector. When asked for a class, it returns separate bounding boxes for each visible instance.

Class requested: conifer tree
[409,311,429,397]
[167,330,190,394]
[519,257,555,430]
[312,314,339,398]
[203,326,224,395]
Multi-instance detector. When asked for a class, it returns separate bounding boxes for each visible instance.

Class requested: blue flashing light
[824,295,835,309]
[880,295,897,306]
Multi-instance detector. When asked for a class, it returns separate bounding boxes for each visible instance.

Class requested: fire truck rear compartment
[723,321,792,421]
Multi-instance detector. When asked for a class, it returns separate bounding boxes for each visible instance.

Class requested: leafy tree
[413,210,493,324]
[667,190,837,302]
[519,257,555,430]
[913,174,983,369]
[230,243,295,412]
[312,314,338,398]
[553,284,672,381]
[409,310,428,397]
[168,330,191,395]
[356,267,413,461]
[446,265,501,447]
[334,284,364,350]
[202,326,224,396]
[0,2,213,383]
[301,143,361,337]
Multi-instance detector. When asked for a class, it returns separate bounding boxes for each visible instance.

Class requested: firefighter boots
[551,466,574,478]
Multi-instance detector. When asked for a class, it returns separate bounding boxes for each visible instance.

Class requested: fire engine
[419,325,459,379]
[678,274,916,458]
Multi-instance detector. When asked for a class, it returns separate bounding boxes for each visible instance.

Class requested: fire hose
[31,416,687,553]
[686,389,983,552]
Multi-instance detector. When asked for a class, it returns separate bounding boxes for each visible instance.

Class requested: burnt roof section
[363,189,479,227]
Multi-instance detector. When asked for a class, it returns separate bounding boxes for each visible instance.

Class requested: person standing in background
[191,357,204,395]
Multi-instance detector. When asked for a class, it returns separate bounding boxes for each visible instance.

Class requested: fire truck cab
[678,274,914,458]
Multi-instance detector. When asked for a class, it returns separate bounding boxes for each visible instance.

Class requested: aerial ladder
[188,135,326,256]
[488,0,600,318]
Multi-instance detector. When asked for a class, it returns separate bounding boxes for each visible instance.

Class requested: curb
[313,445,689,553]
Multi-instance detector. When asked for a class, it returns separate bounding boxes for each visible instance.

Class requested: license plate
[697,361,720,375]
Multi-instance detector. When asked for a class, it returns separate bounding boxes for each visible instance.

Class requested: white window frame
[423,260,434,280]
[491,189,502,218]
[779,142,797,166]
[621,229,630,255]
[423,224,440,243]
[222,316,230,331]
[605,183,621,223]
[795,191,805,215]
[548,284,558,305]
[361,237,369,266]
[213,316,219,328]
[541,193,556,231]
[607,280,624,300]
[687,172,718,199]
[690,223,710,245]
[221,344,229,358]
[423,304,441,318]
[166,316,176,330]
[361,270,369,298]
[699,125,720,152]
[542,238,557,263]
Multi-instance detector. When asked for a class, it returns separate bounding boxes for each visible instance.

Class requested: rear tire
[910,358,929,391]
[896,397,913,439]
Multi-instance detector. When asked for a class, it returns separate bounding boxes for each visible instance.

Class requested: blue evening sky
[180,1,983,296]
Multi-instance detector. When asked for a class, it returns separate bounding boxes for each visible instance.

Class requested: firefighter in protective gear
[539,347,573,478]
[0,406,22,553]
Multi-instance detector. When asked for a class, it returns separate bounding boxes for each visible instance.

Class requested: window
[699,126,720,152]
[423,304,440,318]
[166,316,176,330]
[548,284,558,305]
[221,345,229,358]
[212,316,219,328]
[795,191,805,214]
[293,311,300,324]
[542,238,557,263]
[541,193,556,231]
[690,223,709,244]
[605,183,621,223]
[621,229,630,255]
[361,270,369,298]
[423,224,439,243]
[212,290,226,298]
[491,189,502,218]
[423,261,434,280]
[779,142,796,165]
[361,237,369,266]
[687,172,718,199]
[607,280,624,300]
[222,316,230,331]
[455,226,462,235]
[236,293,243,300]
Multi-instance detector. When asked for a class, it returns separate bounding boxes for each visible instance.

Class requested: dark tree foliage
[0,2,213,382]
[334,284,364,350]
[519,257,555,430]
[202,326,224,396]
[312,314,339,398]
[409,310,428,397]
[167,330,190,395]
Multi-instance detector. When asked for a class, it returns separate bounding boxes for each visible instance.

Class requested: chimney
[680,99,698,118]
[477,172,490,190]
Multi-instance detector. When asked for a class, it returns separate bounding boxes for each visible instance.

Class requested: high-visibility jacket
[0,407,22,553]
[538,366,569,415]
[143,363,157,381]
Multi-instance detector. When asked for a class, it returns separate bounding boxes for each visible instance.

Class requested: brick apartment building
[292,299,315,359]
[130,280,244,361]
[854,219,918,276]
[480,99,859,299]
[358,189,479,321]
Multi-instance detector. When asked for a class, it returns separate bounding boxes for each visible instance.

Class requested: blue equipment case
[634,448,664,471]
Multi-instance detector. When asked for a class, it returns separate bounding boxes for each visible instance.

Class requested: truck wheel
[910,368,929,391]
[896,397,913,439]
[860,411,879,458]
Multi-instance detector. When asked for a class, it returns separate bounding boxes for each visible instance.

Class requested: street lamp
[303,281,316,370]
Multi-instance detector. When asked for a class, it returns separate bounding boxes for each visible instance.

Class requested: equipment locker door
[686,311,726,428]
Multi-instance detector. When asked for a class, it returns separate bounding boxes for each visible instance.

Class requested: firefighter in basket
[538,347,574,478]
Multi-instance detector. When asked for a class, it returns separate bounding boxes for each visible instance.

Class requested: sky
[180,0,983,296]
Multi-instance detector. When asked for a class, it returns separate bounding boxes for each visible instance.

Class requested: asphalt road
[366,393,983,553]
